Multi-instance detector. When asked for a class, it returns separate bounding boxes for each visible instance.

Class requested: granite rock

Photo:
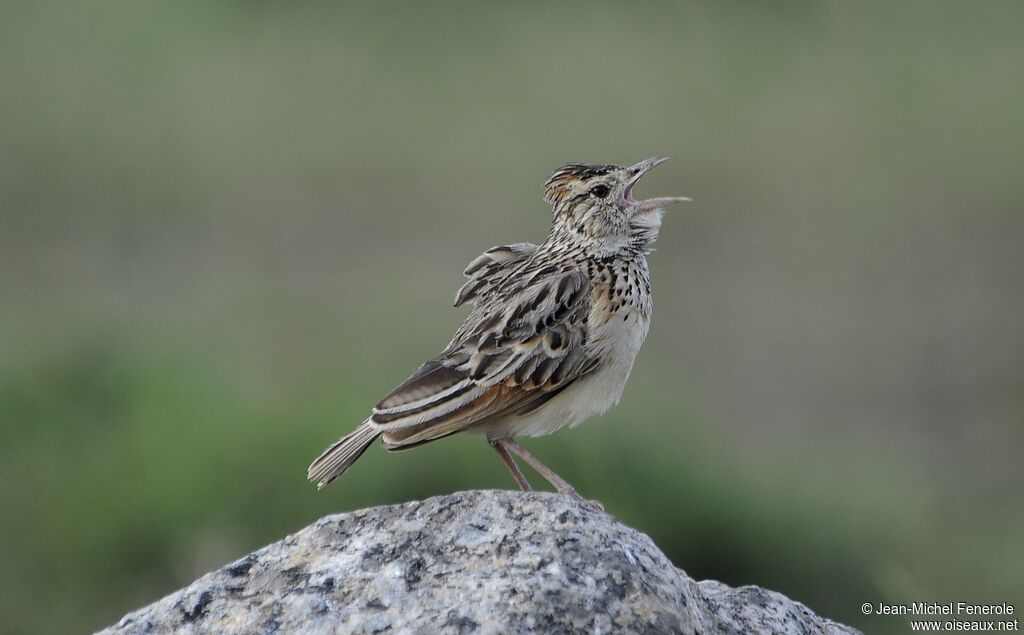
[100,490,858,634]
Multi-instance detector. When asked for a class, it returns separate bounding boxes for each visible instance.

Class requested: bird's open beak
[624,156,690,213]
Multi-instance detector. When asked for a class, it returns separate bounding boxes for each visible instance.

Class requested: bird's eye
[590,184,610,199]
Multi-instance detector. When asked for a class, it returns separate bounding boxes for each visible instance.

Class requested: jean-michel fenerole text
[874,602,1014,616]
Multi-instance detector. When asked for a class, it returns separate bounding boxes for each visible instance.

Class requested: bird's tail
[307,421,380,489]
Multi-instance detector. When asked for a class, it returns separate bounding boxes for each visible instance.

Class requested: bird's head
[543,156,689,252]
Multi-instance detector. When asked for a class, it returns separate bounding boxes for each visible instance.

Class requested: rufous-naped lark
[309,157,688,495]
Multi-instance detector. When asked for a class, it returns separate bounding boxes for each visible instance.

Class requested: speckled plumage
[309,157,688,493]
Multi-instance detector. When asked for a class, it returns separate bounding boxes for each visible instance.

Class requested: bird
[308,156,688,496]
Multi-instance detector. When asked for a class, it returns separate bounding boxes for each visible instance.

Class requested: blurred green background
[2,1,1022,633]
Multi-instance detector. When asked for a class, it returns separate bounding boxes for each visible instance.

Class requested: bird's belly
[477,309,650,439]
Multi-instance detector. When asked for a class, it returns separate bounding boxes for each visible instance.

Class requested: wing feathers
[375,361,468,412]
[381,383,531,447]
[368,247,595,450]
[454,243,538,308]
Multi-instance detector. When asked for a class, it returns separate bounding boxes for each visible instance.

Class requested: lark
[308,157,688,496]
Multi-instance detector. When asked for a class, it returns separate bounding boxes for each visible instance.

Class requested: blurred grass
[1,1,1023,633]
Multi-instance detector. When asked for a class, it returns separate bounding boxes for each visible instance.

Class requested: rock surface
[101,490,858,634]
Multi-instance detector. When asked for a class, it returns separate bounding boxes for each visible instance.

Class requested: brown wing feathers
[454,243,537,308]
[370,261,592,447]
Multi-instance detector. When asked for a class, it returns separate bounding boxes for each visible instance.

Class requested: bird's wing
[453,242,539,308]
[371,263,596,448]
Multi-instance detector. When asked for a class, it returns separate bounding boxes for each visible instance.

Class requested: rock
[100,490,858,634]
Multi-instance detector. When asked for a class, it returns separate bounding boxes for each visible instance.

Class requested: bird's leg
[490,439,533,491]
[499,439,579,498]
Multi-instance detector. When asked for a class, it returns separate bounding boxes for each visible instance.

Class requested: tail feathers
[307,422,380,489]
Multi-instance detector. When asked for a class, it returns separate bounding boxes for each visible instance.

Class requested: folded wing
[373,251,593,448]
